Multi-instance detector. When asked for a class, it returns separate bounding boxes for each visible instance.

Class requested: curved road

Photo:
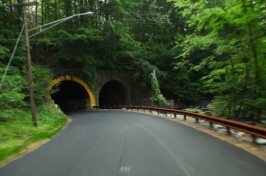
[1,111,266,176]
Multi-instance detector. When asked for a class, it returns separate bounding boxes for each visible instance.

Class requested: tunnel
[99,80,127,106]
[51,80,90,112]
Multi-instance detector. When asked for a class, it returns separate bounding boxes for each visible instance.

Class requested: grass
[184,108,206,114]
[0,102,68,165]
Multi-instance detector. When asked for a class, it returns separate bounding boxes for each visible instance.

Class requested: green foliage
[184,108,205,114]
[28,0,181,96]
[207,96,233,117]
[0,37,9,59]
[0,103,68,163]
[0,66,27,110]
[1,8,56,107]
[150,73,168,107]
[6,0,266,118]
[0,63,55,120]
[172,0,266,121]
[31,64,54,105]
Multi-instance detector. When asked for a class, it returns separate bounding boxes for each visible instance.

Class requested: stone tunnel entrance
[99,80,127,106]
[49,76,96,112]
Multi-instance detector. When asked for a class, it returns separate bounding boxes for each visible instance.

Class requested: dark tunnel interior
[51,81,89,112]
[99,80,127,106]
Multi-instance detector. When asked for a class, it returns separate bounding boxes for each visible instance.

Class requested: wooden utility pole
[22,0,38,127]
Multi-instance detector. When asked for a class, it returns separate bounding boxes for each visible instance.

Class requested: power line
[0,24,25,90]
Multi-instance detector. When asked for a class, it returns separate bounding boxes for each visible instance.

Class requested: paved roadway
[1,111,266,176]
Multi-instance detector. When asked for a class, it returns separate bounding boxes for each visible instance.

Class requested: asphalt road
[1,110,266,176]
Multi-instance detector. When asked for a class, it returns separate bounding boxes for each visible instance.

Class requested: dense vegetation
[0,102,67,164]
[0,0,266,121]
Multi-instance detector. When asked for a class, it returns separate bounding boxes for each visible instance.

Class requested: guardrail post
[226,127,231,135]
[174,114,176,118]
[209,122,213,128]
[251,135,257,144]
[184,115,186,120]
[195,118,199,123]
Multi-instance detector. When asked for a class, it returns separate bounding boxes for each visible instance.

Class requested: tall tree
[171,0,266,120]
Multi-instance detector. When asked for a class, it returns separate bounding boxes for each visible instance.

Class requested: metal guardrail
[93,106,266,140]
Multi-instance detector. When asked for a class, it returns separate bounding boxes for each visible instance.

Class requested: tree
[171,0,266,121]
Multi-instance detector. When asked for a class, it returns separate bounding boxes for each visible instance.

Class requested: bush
[0,102,67,162]
[31,64,54,105]
[150,73,168,107]
[0,66,27,110]
[184,108,205,114]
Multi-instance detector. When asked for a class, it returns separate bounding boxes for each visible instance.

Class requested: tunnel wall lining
[49,75,96,108]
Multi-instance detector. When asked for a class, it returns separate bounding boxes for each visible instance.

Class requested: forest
[0,0,266,121]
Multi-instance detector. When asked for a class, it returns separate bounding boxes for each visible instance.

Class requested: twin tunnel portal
[49,75,128,112]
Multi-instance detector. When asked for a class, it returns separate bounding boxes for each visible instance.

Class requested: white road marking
[119,166,131,173]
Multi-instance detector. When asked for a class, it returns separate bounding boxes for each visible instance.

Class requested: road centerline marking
[119,166,131,173]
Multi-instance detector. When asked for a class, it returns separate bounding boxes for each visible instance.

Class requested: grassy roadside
[0,102,68,166]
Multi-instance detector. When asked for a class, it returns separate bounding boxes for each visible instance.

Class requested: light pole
[28,11,93,38]
[21,0,93,127]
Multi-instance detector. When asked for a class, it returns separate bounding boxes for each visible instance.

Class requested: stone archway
[49,75,96,109]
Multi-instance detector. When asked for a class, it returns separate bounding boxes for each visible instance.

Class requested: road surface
[1,110,266,176]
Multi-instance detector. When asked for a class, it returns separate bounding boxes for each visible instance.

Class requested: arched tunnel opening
[99,80,127,106]
[51,80,90,112]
